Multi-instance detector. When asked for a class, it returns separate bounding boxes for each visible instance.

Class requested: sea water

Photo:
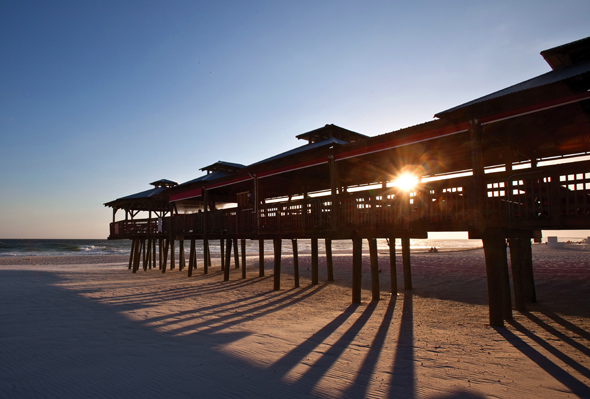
[0,238,482,257]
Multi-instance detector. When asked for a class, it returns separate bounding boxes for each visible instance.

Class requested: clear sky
[1,0,589,239]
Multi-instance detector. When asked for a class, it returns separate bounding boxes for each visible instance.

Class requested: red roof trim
[170,187,202,202]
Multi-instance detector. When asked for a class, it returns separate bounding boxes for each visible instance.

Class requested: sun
[395,173,419,191]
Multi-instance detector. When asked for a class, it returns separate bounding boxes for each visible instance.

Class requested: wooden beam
[258,239,265,277]
[273,238,281,291]
[402,237,412,290]
[352,238,362,304]
[325,238,334,281]
[369,238,380,302]
[389,237,398,296]
[224,238,231,281]
[233,238,239,269]
[292,239,299,288]
[311,238,319,285]
[241,239,246,279]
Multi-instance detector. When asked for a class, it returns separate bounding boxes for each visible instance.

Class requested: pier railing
[108,162,590,239]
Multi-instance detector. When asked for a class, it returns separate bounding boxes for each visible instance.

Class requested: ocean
[1,235,585,257]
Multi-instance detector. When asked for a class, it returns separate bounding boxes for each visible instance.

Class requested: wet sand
[0,244,588,398]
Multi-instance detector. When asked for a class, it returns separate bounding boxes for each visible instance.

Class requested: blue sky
[1,0,589,238]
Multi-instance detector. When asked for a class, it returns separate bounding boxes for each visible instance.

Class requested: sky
[1,0,590,239]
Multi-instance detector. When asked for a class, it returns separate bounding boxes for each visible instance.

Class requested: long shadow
[523,312,590,358]
[541,310,590,342]
[270,303,359,375]
[152,285,305,329]
[0,270,330,398]
[289,302,378,393]
[165,284,328,336]
[343,297,397,397]
[388,292,415,398]
[498,321,590,397]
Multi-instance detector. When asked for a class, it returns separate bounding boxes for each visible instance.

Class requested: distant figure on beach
[429,247,438,253]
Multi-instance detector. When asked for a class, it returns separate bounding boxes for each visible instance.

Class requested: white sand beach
[0,245,588,398]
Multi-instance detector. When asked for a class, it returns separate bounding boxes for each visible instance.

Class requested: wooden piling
[203,238,209,274]
[128,239,136,270]
[179,240,185,271]
[483,234,508,327]
[142,238,147,271]
[188,239,195,277]
[292,239,299,288]
[170,239,176,271]
[224,238,232,281]
[402,237,412,290]
[311,238,319,285]
[241,239,246,279]
[220,239,225,271]
[162,239,168,273]
[352,238,362,304]
[325,238,334,281]
[389,237,398,295]
[152,238,156,270]
[522,238,536,303]
[273,238,281,291]
[508,238,526,312]
[369,238,380,301]
[233,238,239,269]
[258,239,265,277]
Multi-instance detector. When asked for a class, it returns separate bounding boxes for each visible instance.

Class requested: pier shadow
[498,319,590,398]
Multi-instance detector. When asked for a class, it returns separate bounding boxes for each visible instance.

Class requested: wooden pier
[105,37,590,327]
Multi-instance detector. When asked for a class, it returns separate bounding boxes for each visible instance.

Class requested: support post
[203,239,209,274]
[170,239,175,271]
[241,239,246,279]
[258,239,265,277]
[325,238,334,281]
[523,238,536,303]
[483,234,512,327]
[128,239,136,270]
[292,239,299,288]
[233,238,239,269]
[224,238,231,281]
[220,239,225,271]
[273,238,281,291]
[352,238,362,304]
[142,238,148,271]
[188,239,196,277]
[389,237,398,296]
[179,240,185,271]
[508,238,526,312]
[311,238,319,285]
[162,239,169,273]
[369,238,380,301]
[402,237,412,290]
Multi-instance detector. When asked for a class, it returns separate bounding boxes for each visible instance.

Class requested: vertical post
[233,238,239,269]
[469,120,485,232]
[273,238,282,291]
[325,238,334,281]
[499,240,513,320]
[329,156,340,229]
[224,238,232,281]
[170,239,176,270]
[523,238,536,303]
[292,239,299,288]
[483,234,508,327]
[509,238,526,312]
[179,240,185,271]
[389,237,398,295]
[162,239,169,273]
[133,238,142,273]
[352,238,362,304]
[402,237,412,290]
[258,239,265,277]
[188,239,195,277]
[369,238,380,301]
[152,238,156,270]
[241,239,246,279]
[220,239,225,271]
[203,239,209,274]
[128,239,136,270]
[311,238,319,285]
[141,238,149,272]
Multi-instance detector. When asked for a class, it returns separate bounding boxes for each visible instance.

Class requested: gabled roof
[200,161,246,173]
[176,170,234,187]
[296,124,368,144]
[251,136,348,165]
[149,179,178,188]
[435,59,590,119]
[436,37,590,119]
[541,36,590,70]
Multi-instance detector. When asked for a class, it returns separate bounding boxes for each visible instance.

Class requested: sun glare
[395,173,419,191]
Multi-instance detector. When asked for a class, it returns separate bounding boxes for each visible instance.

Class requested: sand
[0,245,588,398]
